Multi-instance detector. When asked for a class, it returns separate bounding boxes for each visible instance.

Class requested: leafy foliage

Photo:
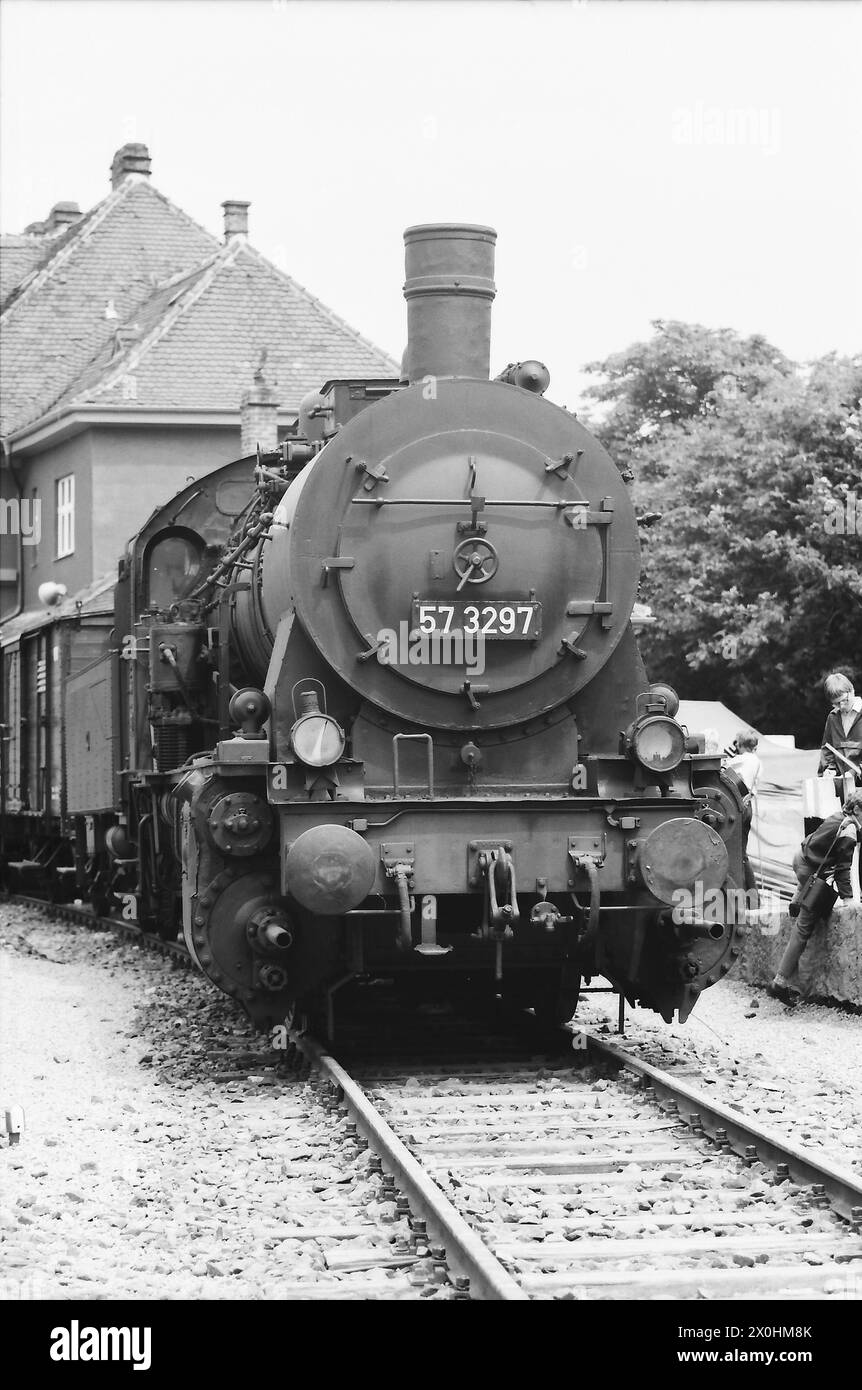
[585,323,862,746]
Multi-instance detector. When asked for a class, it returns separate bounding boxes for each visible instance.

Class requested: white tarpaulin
[676,700,821,897]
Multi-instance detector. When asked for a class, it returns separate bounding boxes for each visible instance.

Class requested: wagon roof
[0,573,116,646]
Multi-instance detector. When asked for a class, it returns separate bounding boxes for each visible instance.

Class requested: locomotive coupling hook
[570,854,601,949]
[488,847,519,932]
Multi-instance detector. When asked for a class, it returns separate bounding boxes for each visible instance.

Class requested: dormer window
[111,324,140,358]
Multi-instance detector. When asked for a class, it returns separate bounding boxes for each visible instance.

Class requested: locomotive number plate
[412,600,542,640]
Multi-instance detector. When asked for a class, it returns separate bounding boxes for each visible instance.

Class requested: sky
[1,0,860,410]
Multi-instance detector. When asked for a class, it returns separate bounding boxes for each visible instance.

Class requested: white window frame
[56,474,75,558]
[30,488,39,567]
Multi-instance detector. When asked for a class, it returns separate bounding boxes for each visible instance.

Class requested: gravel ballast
[577,975,862,1176]
[0,906,427,1301]
[2,904,859,1302]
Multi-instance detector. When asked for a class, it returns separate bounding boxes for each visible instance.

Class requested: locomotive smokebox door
[262,379,640,733]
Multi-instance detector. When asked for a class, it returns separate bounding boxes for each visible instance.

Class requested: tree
[584,320,793,465]
[584,324,862,747]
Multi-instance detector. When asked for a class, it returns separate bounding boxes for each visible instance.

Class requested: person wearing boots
[768,789,862,1004]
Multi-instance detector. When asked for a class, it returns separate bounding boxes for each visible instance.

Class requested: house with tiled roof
[0,143,398,621]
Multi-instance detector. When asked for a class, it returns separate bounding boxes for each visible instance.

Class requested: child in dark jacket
[768,790,862,1004]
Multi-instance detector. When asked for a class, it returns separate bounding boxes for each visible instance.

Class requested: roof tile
[3,178,398,437]
[0,234,54,303]
[1,181,219,435]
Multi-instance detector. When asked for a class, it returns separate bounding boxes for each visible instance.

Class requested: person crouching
[768,789,862,1004]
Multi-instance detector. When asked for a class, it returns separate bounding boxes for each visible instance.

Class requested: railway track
[0,897,453,1299]
[6,893,862,1300]
[1,893,192,966]
[296,1028,862,1301]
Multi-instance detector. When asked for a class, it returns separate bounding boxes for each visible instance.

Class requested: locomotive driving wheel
[89,886,113,919]
[155,877,180,940]
[138,856,180,939]
[86,859,114,918]
[532,962,582,1029]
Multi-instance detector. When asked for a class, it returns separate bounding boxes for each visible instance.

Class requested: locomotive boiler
[2,222,748,1036]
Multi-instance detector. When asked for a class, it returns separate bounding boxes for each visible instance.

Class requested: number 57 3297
[412,600,542,640]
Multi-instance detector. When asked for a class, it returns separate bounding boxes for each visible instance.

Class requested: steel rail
[584,1028,862,1222]
[304,1033,861,1301]
[8,893,858,1279]
[297,1033,528,1301]
[1,893,191,965]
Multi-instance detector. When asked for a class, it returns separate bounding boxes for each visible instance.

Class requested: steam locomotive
[1,224,748,1033]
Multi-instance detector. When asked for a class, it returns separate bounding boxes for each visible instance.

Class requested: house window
[30,489,39,566]
[56,475,75,557]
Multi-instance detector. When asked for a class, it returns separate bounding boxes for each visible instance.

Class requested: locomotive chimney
[403,223,496,384]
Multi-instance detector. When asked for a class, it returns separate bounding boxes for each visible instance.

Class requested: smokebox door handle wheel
[453,537,499,589]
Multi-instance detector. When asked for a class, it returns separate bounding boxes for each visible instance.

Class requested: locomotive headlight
[631,716,686,773]
[290,712,346,768]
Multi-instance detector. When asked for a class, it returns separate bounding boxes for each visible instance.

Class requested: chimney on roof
[47,202,82,232]
[23,202,82,237]
[110,143,152,190]
[241,358,279,456]
[222,200,250,241]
